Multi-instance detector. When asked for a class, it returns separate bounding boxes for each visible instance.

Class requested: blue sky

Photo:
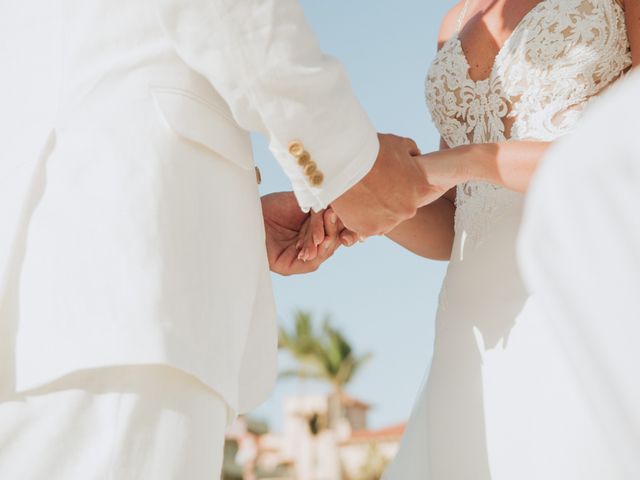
[253,0,458,431]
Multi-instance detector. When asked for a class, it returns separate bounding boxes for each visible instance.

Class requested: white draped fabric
[519,70,640,478]
[386,1,632,478]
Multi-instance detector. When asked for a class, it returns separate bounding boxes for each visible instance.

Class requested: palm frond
[278,312,372,390]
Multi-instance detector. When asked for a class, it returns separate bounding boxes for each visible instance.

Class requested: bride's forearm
[384,140,549,259]
[453,141,552,193]
[385,196,455,261]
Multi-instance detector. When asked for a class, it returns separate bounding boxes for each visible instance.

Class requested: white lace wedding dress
[385,1,631,478]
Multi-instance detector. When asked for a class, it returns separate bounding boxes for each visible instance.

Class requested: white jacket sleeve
[154,0,379,211]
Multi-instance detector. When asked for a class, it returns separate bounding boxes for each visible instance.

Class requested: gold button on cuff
[288,141,322,186]
[310,172,324,187]
[288,140,304,157]
[303,161,318,176]
[296,151,311,166]
[255,166,262,185]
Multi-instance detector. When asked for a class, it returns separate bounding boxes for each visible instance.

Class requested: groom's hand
[331,133,434,237]
[262,192,341,276]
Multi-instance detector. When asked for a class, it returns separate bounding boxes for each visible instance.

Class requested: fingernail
[329,212,337,224]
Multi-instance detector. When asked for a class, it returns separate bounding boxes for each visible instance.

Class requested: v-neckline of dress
[453,0,553,84]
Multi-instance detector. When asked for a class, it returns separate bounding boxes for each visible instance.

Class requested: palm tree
[278,311,321,388]
[356,443,389,480]
[279,311,372,426]
[279,311,318,360]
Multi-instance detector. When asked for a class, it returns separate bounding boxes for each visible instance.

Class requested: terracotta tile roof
[342,422,406,444]
[341,393,371,409]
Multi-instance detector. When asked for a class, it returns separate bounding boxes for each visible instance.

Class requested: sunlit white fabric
[0,0,377,419]
[519,69,640,479]
[387,1,631,478]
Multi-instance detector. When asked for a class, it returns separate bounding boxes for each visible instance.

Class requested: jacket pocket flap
[152,88,253,171]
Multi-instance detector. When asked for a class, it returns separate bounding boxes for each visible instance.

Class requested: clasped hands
[262,133,462,275]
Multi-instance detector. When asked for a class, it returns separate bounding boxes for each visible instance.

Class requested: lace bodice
[426,0,631,243]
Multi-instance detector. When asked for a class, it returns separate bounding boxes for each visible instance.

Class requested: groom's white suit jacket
[0,0,378,412]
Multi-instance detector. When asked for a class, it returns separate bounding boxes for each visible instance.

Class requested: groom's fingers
[333,218,356,247]
[299,210,325,262]
[318,209,338,258]
[296,217,310,261]
[338,219,359,246]
[323,209,338,239]
[295,216,309,251]
[298,212,342,271]
[310,210,325,247]
[316,241,339,264]
[340,233,357,247]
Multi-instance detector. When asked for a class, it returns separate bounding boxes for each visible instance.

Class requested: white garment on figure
[386,1,631,478]
[0,1,378,477]
[0,365,228,479]
[0,0,378,417]
[519,69,640,478]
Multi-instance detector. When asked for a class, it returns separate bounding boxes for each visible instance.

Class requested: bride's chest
[425,0,631,143]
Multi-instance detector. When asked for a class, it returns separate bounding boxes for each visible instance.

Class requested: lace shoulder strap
[456,0,471,33]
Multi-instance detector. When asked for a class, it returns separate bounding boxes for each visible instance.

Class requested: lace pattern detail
[425,0,631,245]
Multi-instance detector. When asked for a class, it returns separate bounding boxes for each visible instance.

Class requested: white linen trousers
[0,366,229,479]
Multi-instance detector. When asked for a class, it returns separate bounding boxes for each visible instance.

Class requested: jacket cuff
[308,129,379,210]
[271,121,379,212]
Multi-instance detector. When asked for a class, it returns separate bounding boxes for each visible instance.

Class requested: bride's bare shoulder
[438,2,466,49]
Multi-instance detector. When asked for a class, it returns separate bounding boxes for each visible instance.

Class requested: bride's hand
[415,149,469,205]
[296,208,359,262]
[295,209,331,262]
